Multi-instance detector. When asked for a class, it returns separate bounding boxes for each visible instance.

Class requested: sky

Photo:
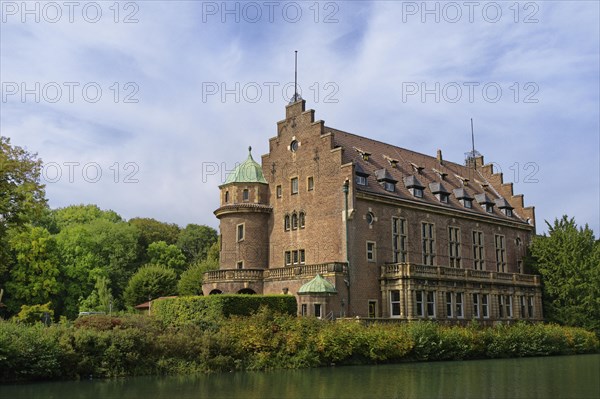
[1,1,599,235]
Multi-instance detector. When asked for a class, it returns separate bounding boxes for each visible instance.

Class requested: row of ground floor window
[384,289,542,320]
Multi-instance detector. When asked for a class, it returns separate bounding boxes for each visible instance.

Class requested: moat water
[2,354,599,399]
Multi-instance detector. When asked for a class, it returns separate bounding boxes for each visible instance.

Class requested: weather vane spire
[290,50,302,104]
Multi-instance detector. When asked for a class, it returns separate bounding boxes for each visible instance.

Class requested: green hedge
[152,295,297,328]
[1,314,598,382]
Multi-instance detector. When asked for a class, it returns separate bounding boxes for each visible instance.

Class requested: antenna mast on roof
[465,118,482,165]
[290,51,302,104]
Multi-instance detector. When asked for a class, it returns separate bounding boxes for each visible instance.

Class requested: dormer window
[376,168,398,193]
[429,182,449,204]
[453,188,474,209]
[404,175,425,198]
[356,175,367,186]
[354,163,370,186]
[495,197,514,217]
[475,194,495,213]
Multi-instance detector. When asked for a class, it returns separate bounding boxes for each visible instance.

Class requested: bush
[152,295,297,328]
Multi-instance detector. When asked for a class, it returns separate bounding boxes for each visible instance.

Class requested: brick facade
[203,100,543,323]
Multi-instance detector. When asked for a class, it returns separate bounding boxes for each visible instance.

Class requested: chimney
[436,149,443,163]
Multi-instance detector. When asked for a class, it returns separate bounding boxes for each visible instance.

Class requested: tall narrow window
[422,222,435,265]
[368,300,377,318]
[291,213,298,230]
[390,290,401,317]
[366,241,376,262]
[498,295,505,318]
[291,177,299,194]
[446,292,453,318]
[517,260,523,274]
[237,224,244,242]
[482,294,489,318]
[301,304,307,316]
[285,251,291,266]
[472,231,485,270]
[392,217,407,263]
[495,234,506,272]
[292,250,299,265]
[225,191,229,203]
[307,176,314,191]
[236,261,243,269]
[426,291,436,318]
[505,295,513,318]
[276,185,282,198]
[415,291,424,317]
[284,215,290,231]
[520,296,526,318]
[473,294,480,318]
[242,189,249,201]
[527,297,534,318]
[299,249,305,264]
[448,226,461,268]
[455,292,463,318]
[299,212,305,229]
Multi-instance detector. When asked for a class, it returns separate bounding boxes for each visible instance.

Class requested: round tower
[214,147,271,270]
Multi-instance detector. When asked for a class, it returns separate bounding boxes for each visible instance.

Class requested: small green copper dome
[223,146,267,185]
[298,274,338,295]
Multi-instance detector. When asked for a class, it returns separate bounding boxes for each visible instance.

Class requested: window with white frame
[366,241,376,262]
[415,290,435,318]
[527,297,534,318]
[292,250,299,265]
[455,292,463,318]
[416,290,424,317]
[301,304,307,316]
[473,293,480,318]
[299,212,305,228]
[495,234,506,272]
[299,249,305,264]
[291,177,298,194]
[276,185,282,198]
[292,213,298,230]
[472,231,485,270]
[392,217,407,263]
[284,251,291,266]
[307,176,314,191]
[426,291,436,318]
[356,175,367,186]
[446,292,453,318]
[448,226,461,268]
[284,215,290,231]
[384,181,395,192]
[482,294,489,318]
[413,187,423,198]
[314,303,322,319]
[505,295,513,318]
[390,290,401,317]
[422,222,435,265]
[445,292,463,318]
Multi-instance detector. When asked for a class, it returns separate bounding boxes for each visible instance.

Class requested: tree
[123,264,177,306]
[147,241,187,275]
[52,204,122,229]
[177,258,219,296]
[13,302,54,325]
[528,216,600,334]
[79,276,113,313]
[4,225,62,313]
[129,217,180,247]
[55,217,139,317]
[176,224,218,263]
[0,136,47,275]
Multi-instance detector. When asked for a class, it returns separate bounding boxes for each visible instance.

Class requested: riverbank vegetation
[1,309,597,383]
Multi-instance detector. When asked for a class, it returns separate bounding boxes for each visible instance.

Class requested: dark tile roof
[429,182,449,194]
[328,127,525,222]
[354,162,370,177]
[495,197,513,209]
[475,193,494,205]
[375,168,397,183]
[404,175,424,189]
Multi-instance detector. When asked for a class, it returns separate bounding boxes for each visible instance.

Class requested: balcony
[381,263,540,286]
[204,262,348,284]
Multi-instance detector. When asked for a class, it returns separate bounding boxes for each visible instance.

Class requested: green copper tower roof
[298,274,338,295]
[223,146,267,185]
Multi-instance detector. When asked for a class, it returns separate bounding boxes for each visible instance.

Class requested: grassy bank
[1,309,598,383]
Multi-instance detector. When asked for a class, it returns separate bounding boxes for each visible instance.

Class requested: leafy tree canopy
[528,216,600,334]
[0,136,47,274]
[123,264,177,306]
[177,258,219,296]
[147,241,187,275]
[52,204,122,230]
[129,217,180,248]
[176,224,218,263]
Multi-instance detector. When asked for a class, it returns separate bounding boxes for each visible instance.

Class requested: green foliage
[123,264,177,306]
[528,216,600,334]
[5,225,62,312]
[13,302,54,325]
[0,315,598,383]
[152,295,297,328]
[176,224,218,263]
[79,276,113,313]
[129,217,180,248]
[52,204,122,229]
[177,259,219,296]
[56,217,139,317]
[0,136,47,276]
[147,241,187,275]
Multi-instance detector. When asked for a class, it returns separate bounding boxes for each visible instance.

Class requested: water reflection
[2,354,599,399]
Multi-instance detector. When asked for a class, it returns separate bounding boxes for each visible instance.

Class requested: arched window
[299,212,305,228]
[292,212,298,230]
[225,191,229,203]
[284,214,290,231]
